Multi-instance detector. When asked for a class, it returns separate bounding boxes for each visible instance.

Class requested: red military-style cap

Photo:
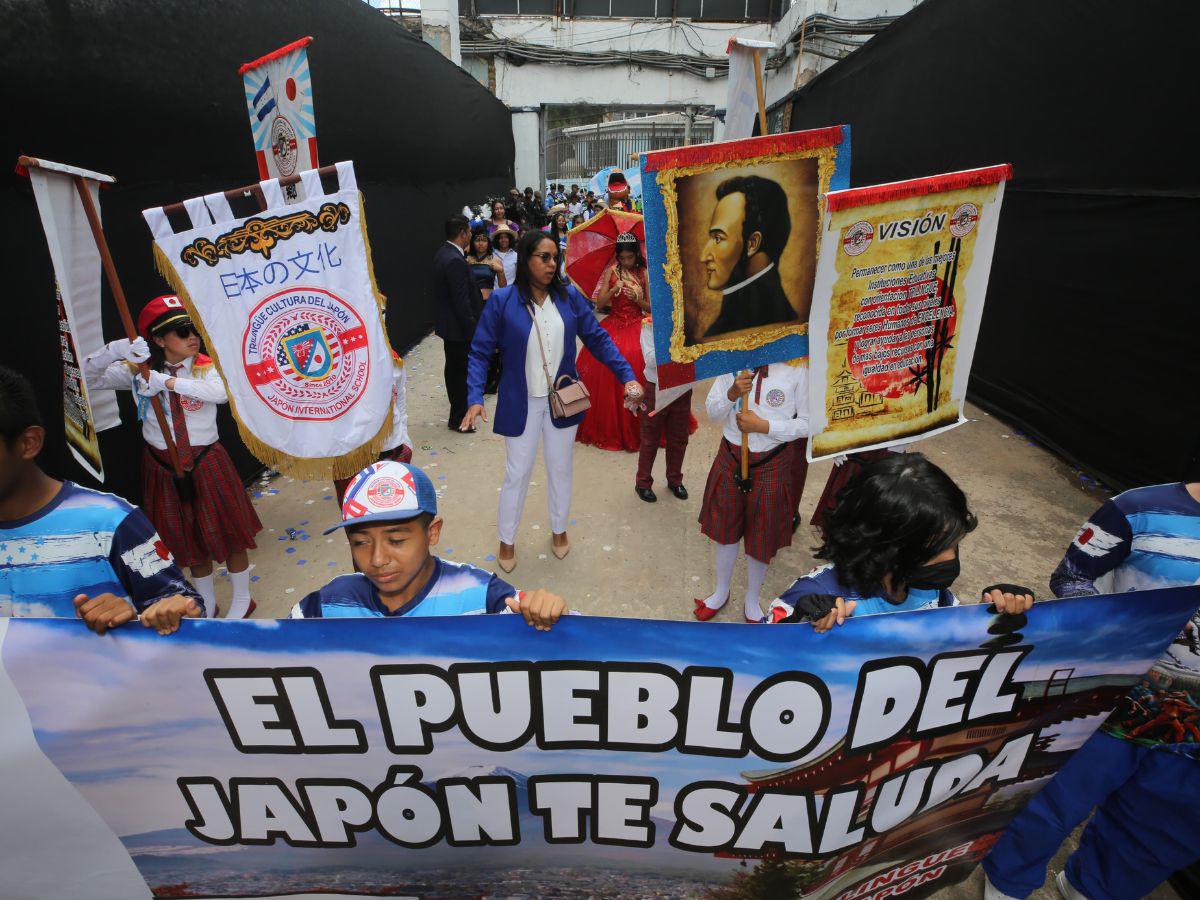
[136,295,191,338]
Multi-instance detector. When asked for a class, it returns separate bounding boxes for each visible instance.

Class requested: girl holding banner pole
[85,295,262,619]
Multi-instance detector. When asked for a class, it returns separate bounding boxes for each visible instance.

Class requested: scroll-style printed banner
[23,158,123,481]
[2,586,1196,900]
[641,126,851,389]
[807,165,1012,461]
[142,161,393,479]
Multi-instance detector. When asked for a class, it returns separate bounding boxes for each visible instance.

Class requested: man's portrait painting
[679,161,818,346]
[641,126,851,382]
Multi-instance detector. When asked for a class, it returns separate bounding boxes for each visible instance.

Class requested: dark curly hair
[815,452,977,596]
[714,175,791,263]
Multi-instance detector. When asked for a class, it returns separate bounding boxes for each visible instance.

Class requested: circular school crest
[765,388,786,408]
[366,477,406,509]
[179,395,205,412]
[242,288,371,422]
[269,114,300,177]
[949,203,979,237]
[842,221,874,257]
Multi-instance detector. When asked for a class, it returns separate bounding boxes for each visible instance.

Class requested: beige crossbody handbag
[528,300,591,419]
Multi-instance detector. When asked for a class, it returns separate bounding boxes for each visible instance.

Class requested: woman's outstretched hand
[461,404,487,431]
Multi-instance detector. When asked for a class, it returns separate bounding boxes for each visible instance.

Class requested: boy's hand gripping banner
[807,165,1011,461]
[2,586,1197,900]
[22,158,123,481]
[143,162,392,478]
[240,37,318,183]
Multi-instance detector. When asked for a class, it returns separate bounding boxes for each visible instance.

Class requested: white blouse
[84,349,227,450]
[524,297,565,398]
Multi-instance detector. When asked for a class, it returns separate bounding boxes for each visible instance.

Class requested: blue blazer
[467,283,636,437]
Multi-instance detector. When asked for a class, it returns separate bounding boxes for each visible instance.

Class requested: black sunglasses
[531,251,559,264]
[166,324,198,339]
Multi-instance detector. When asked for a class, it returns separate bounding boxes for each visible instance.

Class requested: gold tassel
[151,241,394,481]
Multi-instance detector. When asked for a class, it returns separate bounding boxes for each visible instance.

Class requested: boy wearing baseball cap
[292,460,566,629]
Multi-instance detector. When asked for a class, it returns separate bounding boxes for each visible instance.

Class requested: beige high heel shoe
[551,532,570,560]
[497,544,516,573]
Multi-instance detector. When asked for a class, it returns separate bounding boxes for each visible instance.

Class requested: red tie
[166,364,194,471]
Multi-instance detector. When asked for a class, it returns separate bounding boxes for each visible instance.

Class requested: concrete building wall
[412,0,925,187]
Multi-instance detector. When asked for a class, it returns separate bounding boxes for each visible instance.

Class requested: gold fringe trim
[152,220,395,482]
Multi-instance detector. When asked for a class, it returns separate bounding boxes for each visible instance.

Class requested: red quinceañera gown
[576,264,697,452]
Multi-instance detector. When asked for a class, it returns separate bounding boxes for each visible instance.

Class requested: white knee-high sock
[191,573,216,619]
[703,542,739,609]
[744,556,770,622]
[227,568,252,619]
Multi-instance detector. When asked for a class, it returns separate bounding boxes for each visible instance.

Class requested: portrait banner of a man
[640,126,851,388]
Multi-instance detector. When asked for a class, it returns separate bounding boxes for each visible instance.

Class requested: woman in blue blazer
[462,230,642,572]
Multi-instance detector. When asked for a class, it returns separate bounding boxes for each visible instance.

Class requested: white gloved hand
[112,337,150,364]
[135,369,171,398]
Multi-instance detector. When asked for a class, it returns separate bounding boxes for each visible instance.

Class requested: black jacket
[433,242,483,342]
[703,264,798,339]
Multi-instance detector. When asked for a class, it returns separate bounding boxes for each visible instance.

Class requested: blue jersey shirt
[291,557,516,618]
[1051,483,1200,759]
[0,481,202,618]
[775,563,958,620]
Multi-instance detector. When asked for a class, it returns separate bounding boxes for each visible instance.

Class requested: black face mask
[906,555,961,591]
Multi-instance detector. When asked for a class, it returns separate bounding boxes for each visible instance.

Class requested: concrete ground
[214,335,1177,900]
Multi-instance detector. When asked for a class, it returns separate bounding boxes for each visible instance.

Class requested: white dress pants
[498,395,578,544]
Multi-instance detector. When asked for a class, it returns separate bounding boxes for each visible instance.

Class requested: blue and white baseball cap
[324,460,438,534]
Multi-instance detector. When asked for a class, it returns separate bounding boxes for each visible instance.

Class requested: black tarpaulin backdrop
[3,0,512,504]
[785,0,1200,491]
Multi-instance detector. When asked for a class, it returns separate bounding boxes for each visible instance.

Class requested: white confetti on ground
[692,575,700,581]
[532,524,540,530]
[602,545,612,552]
[285,588,295,594]
[538,554,547,560]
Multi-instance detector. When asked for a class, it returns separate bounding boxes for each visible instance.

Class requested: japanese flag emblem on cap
[324,460,438,534]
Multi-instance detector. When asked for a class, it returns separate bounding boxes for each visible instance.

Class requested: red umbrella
[564,209,645,299]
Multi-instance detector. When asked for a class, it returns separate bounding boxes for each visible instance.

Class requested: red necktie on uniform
[166,364,194,471]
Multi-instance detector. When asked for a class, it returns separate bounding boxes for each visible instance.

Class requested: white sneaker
[983,873,1022,900]
[1055,870,1088,900]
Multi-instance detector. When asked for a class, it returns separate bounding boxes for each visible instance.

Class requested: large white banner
[1,588,1198,899]
[27,160,122,481]
[142,161,392,478]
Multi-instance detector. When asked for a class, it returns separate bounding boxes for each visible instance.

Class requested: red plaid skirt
[142,442,262,568]
[698,438,796,563]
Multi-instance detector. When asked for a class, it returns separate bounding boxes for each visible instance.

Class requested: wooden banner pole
[59,166,185,478]
[736,51,773,482]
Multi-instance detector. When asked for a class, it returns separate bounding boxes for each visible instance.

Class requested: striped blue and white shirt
[291,557,516,618]
[0,482,202,618]
[1052,482,1200,758]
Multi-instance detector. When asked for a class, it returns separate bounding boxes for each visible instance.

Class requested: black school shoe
[635,486,657,503]
[669,484,688,500]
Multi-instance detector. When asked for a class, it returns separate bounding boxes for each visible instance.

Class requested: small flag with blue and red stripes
[239,37,318,181]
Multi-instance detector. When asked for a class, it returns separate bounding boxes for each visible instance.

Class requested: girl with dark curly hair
[767,452,1034,632]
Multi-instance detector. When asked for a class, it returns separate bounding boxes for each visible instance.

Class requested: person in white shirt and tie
[694,362,809,623]
[84,295,262,619]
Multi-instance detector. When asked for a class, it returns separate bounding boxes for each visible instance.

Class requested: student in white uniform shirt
[84,295,262,619]
[694,362,809,623]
